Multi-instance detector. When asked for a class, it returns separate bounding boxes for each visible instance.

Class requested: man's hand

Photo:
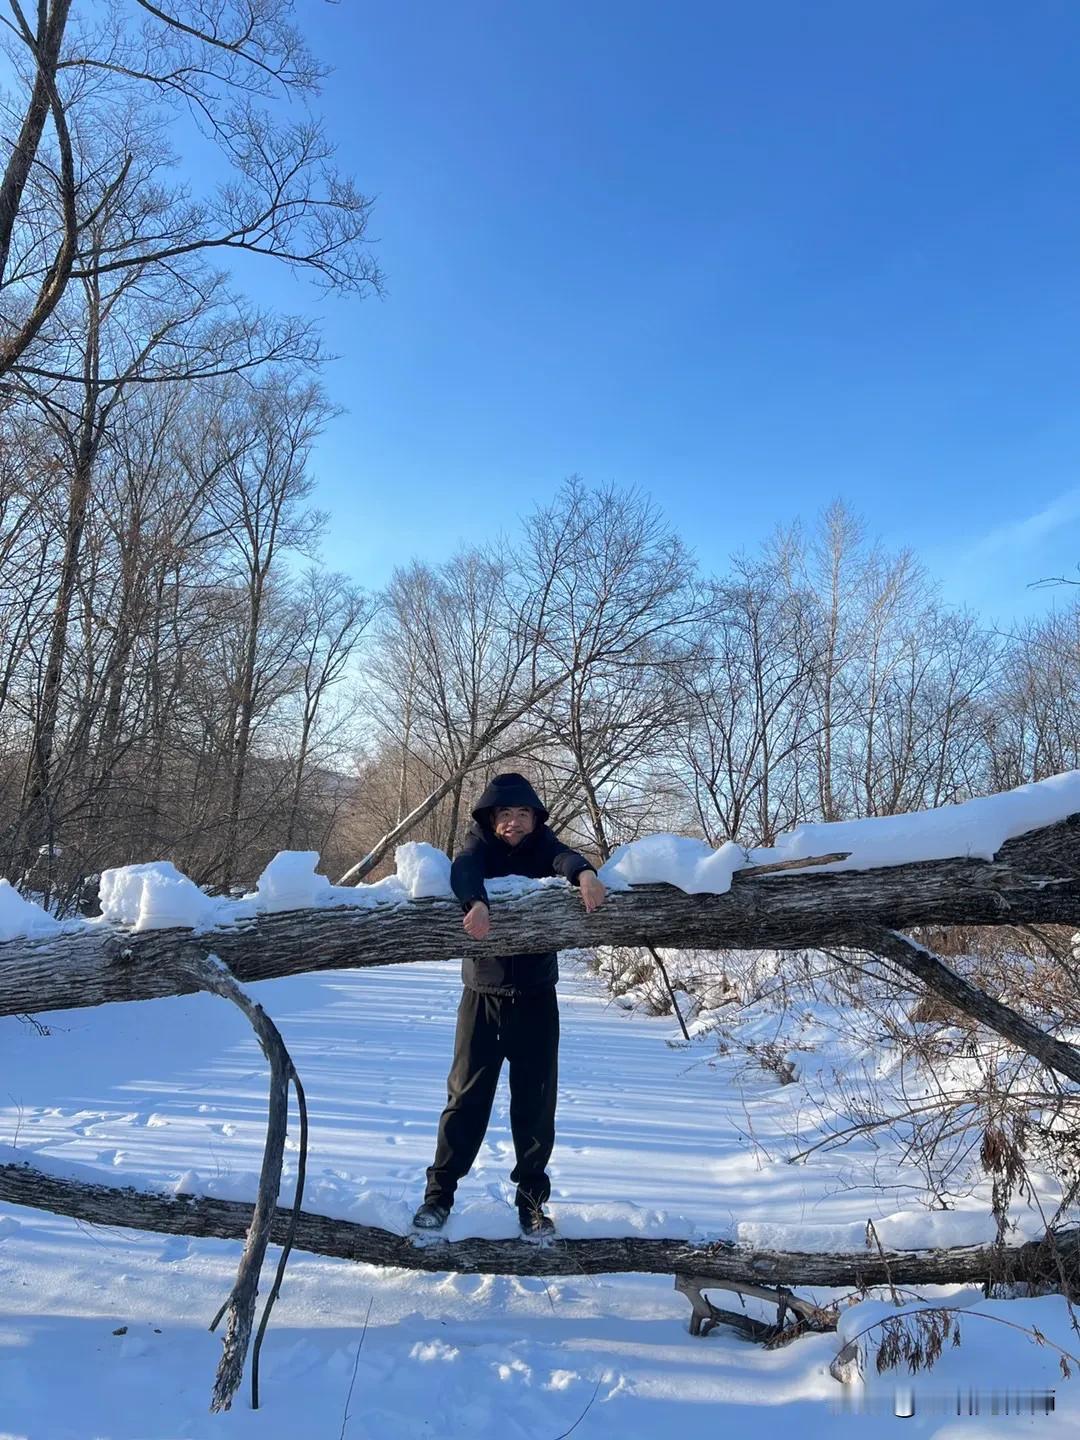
[579,871,606,913]
[463,901,491,941]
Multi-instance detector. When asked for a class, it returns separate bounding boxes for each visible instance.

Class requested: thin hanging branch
[645,944,691,1042]
[174,950,302,1414]
[250,1064,308,1411]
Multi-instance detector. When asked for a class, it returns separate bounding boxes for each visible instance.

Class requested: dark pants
[425,985,559,1211]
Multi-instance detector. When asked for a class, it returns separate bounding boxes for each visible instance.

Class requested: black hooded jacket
[450,772,595,995]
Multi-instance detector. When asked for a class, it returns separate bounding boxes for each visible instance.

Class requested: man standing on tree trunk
[412,772,606,1237]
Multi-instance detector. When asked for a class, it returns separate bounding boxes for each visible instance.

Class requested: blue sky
[257,1,1080,621]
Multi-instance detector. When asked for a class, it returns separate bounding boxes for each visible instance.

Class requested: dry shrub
[909,991,967,1027]
[874,1309,959,1375]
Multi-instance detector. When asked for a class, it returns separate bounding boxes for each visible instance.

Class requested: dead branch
[860,927,1080,1087]
[174,950,302,1414]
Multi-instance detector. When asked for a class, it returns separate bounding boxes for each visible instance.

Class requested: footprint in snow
[446,1273,493,1298]
[511,1275,551,1296]
[494,1357,533,1383]
[103,1149,129,1166]
[545,1369,581,1392]
[69,1112,107,1135]
[158,1235,192,1263]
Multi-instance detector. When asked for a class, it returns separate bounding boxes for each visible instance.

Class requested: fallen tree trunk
[1,1159,1076,1288]
[2,814,1078,1019]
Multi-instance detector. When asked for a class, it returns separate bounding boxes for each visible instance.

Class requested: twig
[866,1219,900,1305]
[339,1296,373,1440]
[551,1372,604,1439]
[739,851,851,876]
[847,1302,1080,1375]
[645,944,691,1042]
[14,1013,50,1036]
[787,1096,982,1163]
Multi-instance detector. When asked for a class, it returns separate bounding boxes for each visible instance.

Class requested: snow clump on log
[98,861,222,931]
[0,879,62,941]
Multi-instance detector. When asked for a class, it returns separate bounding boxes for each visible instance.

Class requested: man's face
[492,805,536,846]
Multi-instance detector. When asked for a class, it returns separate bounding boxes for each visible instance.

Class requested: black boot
[517,1200,554,1238]
[412,1200,451,1231]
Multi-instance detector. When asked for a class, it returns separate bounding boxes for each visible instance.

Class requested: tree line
[351,488,1079,879]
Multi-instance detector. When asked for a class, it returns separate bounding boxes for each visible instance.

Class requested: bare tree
[668,555,821,847]
[344,480,710,879]
[526,483,705,858]
[0,0,381,375]
[282,567,375,849]
[984,604,1080,790]
[361,550,544,860]
[792,502,873,823]
[194,370,330,885]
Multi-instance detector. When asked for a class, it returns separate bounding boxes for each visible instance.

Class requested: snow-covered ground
[1,955,1077,1438]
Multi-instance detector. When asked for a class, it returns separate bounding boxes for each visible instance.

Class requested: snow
[254,850,333,912]
[254,843,451,915]
[737,1209,1003,1254]
[98,860,224,931]
[758,767,1080,875]
[392,841,453,899]
[601,767,1080,896]
[0,877,62,941]
[1,954,1077,1436]
[601,834,747,894]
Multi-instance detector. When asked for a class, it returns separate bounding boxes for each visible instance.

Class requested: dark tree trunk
[1,1160,1074,1290]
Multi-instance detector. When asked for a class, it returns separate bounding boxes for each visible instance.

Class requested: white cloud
[963,486,1080,561]
[926,484,1080,620]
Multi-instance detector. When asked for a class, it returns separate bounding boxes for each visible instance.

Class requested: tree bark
[17,257,107,874]
[0,1159,1074,1289]
[2,814,1078,1020]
